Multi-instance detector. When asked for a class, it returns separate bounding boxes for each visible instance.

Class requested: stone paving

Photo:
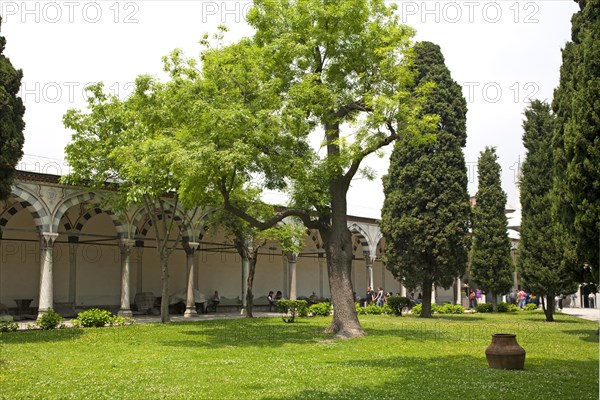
[560,307,600,323]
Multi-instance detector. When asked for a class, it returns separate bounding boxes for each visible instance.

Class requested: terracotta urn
[485,334,526,370]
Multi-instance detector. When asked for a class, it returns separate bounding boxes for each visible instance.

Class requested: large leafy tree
[63,79,199,323]
[0,17,25,199]
[519,100,577,322]
[381,41,471,318]
[171,1,435,338]
[471,147,513,312]
[552,0,600,285]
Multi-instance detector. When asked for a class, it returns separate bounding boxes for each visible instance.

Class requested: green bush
[409,303,446,316]
[475,302,493,313]
[276,300,308,322]
[437,304,465,314]
[308,302,331,316]
[73,308,114,328]
[496,302,520,313]
[355,303,393,315]
[386,296,411,316]
[0,317,18,332]
[524,303,538,311]
[37,308,64,330]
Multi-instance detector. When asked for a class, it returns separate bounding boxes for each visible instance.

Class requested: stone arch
[52,192,125,236]
[2,185,50,231]
[131,200,185,241]
[348,223,373,258]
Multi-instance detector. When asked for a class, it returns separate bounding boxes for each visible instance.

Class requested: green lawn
[1,312,598,399]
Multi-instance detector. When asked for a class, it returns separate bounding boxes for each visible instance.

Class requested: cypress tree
[519,100,577,322]
[0,17,25,199]
[381,41,471,318]
[470,147,513,312]
[552,0,600,285]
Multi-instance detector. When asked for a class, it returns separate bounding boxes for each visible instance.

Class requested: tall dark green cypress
[470,147,513,312]
[0,17,25,199]
[552,0,599,285]
[519,100,577,322]
[381,41,471,318]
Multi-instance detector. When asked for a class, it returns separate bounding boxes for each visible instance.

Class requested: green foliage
[470,147,514,301]
[475,303,494,313]
[0,17,25,199]
[0,317,18,332]
[524,303,538,311]
[386,296,411,315]
[37,309,64,330]
[436,304,465,314]
[409,303,423,316]
[355,303,393,315]
[551,0,600,284]
[277,300,308,322]
[308,302,332,317]
[73,308,116,328]
[381,41,470,318]
[410,303,462,316]
[519,100,577,308]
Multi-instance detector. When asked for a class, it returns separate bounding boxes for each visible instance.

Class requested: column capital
[119,238,135,251]
[183,241,200,254]
[286,252,298,263]
[39,232,59,249]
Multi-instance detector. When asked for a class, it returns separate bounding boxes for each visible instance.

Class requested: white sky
[1,0,579,219]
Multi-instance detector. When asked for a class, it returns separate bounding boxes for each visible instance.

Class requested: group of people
[267,290,283,311]
[363,287,397,307]
[467,288,484,309]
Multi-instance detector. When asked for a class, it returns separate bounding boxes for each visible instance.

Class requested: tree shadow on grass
[260,355,599,400]
[160,319,333,349]
[561,329,600,343]
[0,328,85,343]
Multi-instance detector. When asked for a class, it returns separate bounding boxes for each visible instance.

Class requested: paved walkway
[560,307,600,323]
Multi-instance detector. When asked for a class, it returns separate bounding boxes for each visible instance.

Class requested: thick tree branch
[218,178,322,230]
[342,120,399,187]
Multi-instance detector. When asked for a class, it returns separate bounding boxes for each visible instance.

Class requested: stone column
[455,277,462,305]
[184,241,199,317]
[431,285,437,305]
[118,238,134,317]
[68,236,78,305]
[364,251,375,291]
[318,250,325,298]
[242,258,249,308]
[399,283,407,297]
[135,241,144,294]
[37,232,59,319]
[287,252,298,300]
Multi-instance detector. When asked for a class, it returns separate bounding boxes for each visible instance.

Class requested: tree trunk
[321,177,366,338]
[543,293,555,322]
[160,254,170,323]
[420,279,433,318]
[490,289,497,312]
[246,257,257,318]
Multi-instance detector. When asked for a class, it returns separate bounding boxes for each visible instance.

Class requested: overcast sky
[2,0,579,218]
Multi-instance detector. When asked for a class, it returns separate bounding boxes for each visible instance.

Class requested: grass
[0,311,598,399]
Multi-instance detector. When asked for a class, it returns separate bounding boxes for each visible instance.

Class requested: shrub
[496,302,520,313]
[410,303,422,316]
[508,304,520,312]
[37,308,64,330]
[308,302,331,317]
[524,303,538,311]
[74,308,114,328]
[0,317,18,332]
[276,300,308,322]
[387,296,411,316]
[475,303,493,313]
[437,304,465,314]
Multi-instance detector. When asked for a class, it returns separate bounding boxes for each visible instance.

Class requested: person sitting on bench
[209,290,220,312]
